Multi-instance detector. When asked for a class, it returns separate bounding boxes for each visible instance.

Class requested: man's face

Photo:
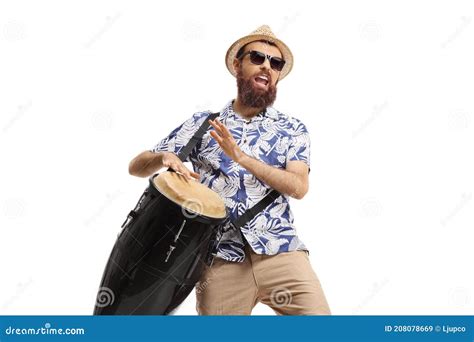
[233,41,282,108]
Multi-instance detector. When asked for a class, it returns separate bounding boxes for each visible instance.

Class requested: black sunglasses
[239,50,286,72]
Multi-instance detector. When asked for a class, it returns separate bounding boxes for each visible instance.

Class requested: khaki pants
[195,244,331,315]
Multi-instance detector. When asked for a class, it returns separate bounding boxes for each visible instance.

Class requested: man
[128,25,331,315]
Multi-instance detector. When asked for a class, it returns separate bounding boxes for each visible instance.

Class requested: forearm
[237,153,308,199]
[128,151,165,178]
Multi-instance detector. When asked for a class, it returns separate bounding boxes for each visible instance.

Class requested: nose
[259,56,271,71]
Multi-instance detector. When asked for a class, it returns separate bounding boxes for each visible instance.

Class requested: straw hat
[225,25,294,80]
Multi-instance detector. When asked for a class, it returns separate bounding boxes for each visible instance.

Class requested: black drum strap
[177,112,220,162]
[231,189,281,229]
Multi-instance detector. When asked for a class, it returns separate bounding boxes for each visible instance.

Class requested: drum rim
[149,172,228,221]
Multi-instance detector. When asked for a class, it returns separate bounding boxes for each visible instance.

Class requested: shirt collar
[220,100,279,122]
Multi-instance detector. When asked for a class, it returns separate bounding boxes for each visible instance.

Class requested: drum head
[153,171,226,219]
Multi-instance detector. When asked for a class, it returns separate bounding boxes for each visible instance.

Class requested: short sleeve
[150,111,210,162]
[286,120,311,172]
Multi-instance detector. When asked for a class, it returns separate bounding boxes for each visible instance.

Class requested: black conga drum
[94,171,227,315]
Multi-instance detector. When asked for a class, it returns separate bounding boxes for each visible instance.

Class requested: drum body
[93,171,226,315]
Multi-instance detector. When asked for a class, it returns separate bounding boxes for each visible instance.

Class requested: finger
[212,119,229,136]
[180,165,199,181]
[177,164,192,180]
[170,161,185,174]
[208,119,219,130]
[176,166,191,182]
[210,130,223,144]
[220,125,232,138]
[182,171,193,182]
[212,119,225,131]
[208,120,224,136]
[214,118,225,127]
[169,160,196,181]
[214,119,232,138]
[183,169,198,181]
[170,162,182,174]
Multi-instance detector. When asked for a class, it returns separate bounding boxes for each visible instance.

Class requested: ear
[232,58,241,74]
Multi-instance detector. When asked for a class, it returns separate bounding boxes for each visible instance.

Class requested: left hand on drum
[161,152,200,181]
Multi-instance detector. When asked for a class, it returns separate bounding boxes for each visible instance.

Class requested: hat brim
[225,34,293,81]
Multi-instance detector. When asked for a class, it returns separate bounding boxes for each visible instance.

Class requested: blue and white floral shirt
[151,100,311,262]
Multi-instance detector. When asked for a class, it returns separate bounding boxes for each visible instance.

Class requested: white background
[1,0,473,315]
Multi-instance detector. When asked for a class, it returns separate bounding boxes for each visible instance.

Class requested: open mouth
[253,74,270,88]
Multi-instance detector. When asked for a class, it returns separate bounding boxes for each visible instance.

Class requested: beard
[236,68,277,109]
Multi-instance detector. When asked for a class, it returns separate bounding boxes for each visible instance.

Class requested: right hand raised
[161,152,200,181]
